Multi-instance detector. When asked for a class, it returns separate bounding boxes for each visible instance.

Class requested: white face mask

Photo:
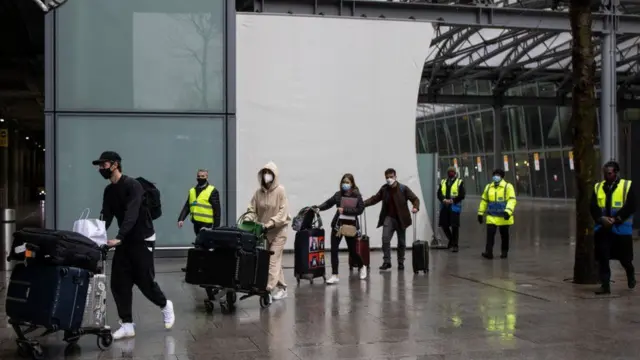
[386,177,396,186]
[263,173,274,183]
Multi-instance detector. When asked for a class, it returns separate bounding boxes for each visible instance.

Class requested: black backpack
[136,177,162,220]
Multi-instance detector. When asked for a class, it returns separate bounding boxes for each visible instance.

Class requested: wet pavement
[2,199,640,359]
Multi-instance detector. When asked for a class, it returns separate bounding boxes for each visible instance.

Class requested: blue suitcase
[6,263,91,331]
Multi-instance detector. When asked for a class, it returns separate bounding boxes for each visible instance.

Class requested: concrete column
[600,2,618,166]
[0,127,8,208]
[493,105,503,170]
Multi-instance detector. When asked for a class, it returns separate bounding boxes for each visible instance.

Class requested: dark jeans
[441,226,459,247]
[485,225,510,255]
[381,216,406,264]
[330,230,362,275]
[111,240,168,323]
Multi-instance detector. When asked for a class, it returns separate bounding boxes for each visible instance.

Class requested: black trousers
[441,226,459,247]
[193,221,212,235]
[111,241,167,323]
[485,225,510,255]
[595,233,635,285]
[330,230,362,275]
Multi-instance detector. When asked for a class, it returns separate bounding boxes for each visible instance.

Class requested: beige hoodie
[247,162,291,239]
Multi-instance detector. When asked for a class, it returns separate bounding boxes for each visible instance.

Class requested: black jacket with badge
[437,177,466,228]
[364,183,420,229]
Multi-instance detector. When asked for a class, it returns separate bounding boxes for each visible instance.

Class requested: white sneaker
[112,323,135,340]
[162,300,175,329]
[326,275,339,284]
[359,266,368,280]
[272,288,288,300]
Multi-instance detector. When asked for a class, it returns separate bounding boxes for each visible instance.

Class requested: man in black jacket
[178,169,221,272]
[94,151,175,340]
[590,160,636,295]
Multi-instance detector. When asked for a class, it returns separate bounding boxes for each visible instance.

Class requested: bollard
[0,208,16,271]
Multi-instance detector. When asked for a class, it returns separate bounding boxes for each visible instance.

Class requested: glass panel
[513,153,532,197]
[481,110,494,152]
[558,106,575,147]
[501,108,512,152]
[506,106,528,151]
[459,155,484,196]
[457,113,472,154]
[435,119,450,155]
[501,154,517,186]
[529,152,548,197]
[55,115,226,247]
[524,106,544,148]
[425,121,437,154]
[469,111,485,153]
[56,0,225,112]
[448,115,461,155]
[540,106,563,148]
[477,81,491,95]
[546,151,566,198]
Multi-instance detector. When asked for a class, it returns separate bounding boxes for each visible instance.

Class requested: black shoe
[452,246,459,253]
[446,243,452,249]
[398,263,405,271]
[481,252,493,259]
[181,267,187,272]
[379,263,392,271]
[595,285,611,295]
[500,253,508,259]
[628,275,636,289]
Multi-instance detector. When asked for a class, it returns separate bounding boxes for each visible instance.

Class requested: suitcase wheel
[349,267,353,271]
[322,275,326,283]
[204,300,215,313]
[295,274,301,285]
[220,301,235,314]
[226,291,237,305]
[414,271,419,275]
[17,341,43,360]
[259,294,272,309]
[97,333,113,351]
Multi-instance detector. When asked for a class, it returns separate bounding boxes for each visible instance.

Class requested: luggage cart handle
[413,213,417,242]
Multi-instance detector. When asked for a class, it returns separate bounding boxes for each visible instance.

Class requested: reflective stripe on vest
[594,179,633,235]
[440,178,462,213]
[188,185,215,224]
[484,183,510,216]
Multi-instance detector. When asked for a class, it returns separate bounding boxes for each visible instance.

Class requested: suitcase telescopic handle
[413,213,417,242]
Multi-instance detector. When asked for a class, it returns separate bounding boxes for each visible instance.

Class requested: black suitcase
[10,228,102,273]
[294,226,327,284]
[185,248,238,288]
[196,227,257,252]
[411,214,429,274]
[6,263,91,331]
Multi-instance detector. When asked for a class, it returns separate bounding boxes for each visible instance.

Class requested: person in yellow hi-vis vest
[178,169,221,272]
[477,168,517,259]
[591,161,636,295]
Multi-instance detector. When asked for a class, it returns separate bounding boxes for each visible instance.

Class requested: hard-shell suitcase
[196,227,257,252]
[294,210,327,284]
[6,263,91,331]
[10,228,102,273]
[349,211,371,270]
[411,214,429,274]
[185,248,237,288]
[82,274,108,328]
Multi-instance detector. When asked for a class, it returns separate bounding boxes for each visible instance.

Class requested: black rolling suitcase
[294,210,326,284]
[196,227,257,252]
[185,248,237,288]
[10,228,102,273]
[411,213,429,274]
[236,248,270,292]
[6,263,91,331]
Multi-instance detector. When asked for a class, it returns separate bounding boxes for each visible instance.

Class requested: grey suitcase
[82,274,108,328]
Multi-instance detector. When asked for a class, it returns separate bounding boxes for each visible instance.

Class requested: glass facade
[416,81,611,199]
[45,0,235,247]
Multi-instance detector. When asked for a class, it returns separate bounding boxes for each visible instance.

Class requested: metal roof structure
[243,0,640,108]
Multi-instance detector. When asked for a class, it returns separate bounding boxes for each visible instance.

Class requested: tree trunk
[570,0,598,284]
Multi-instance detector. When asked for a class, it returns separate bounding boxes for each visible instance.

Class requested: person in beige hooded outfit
[247,161,291,301]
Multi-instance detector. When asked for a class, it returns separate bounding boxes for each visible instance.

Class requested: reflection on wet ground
[2,200,640,359]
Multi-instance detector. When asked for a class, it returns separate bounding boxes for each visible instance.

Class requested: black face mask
[99,168,112,180]
[197,178,207,186]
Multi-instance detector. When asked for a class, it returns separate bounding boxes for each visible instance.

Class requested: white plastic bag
[73,209,108,246]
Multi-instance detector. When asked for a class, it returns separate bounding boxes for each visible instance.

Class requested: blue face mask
[341,183,351,191]
[492,175,502,183]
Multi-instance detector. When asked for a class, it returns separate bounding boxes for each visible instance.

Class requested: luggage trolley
[196,212,273,314]
[8,245,113,359]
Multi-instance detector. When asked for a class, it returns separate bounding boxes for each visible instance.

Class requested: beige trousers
[267,234,287,290]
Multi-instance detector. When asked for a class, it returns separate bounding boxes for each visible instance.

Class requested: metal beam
[417,94,640,108]
[249,0,640,34]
